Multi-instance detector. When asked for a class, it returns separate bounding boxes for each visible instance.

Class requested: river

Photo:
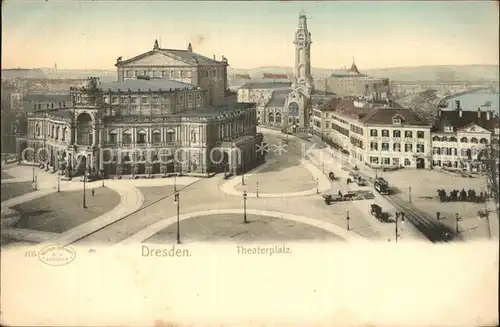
[444,89,499,113]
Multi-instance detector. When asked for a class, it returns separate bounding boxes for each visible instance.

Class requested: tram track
[67,178,204,245]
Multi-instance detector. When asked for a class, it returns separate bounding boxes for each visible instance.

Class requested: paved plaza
[2,131,495,247]
[145,213,343,243]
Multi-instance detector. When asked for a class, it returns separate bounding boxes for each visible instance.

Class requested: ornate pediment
[458,124,491,134]
[120,52,195,67]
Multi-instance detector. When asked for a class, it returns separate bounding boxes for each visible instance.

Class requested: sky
[2,1,499,70]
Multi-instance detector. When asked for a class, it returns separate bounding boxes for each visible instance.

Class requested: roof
[24,94,71,102]
[265,90,288,107]
[432,109,499,133]
[118,48,223,66]
[263,73,289,79]
[29,109,73,120]
[330,73,368,78]
[99,79,197,92]
[361,108,430,126]
[240,82,291,90]
[234,74,251,80]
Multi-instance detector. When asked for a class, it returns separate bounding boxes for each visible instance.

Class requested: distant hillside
[229,65,500,82]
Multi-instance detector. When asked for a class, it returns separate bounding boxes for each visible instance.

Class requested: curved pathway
[120,208,370,244]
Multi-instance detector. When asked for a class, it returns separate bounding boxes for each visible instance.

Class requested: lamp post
[243,190,248,223]
[395,212,405,243]
[346,210,350,230]
[322,161,324,173]
[256,182,259,198]
[241,159,245,185]
[101,169,105,187]
[174,175,177,192]
[83,168,87,209]
[34,175,38,190]
[57,176,60,192]
[32,166,35,182]
[455,213,461,234]
[316,177,319,194]
[174,192,180,244]
[409,186,412,203]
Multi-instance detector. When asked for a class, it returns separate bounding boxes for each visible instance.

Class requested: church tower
[292,11,314,95]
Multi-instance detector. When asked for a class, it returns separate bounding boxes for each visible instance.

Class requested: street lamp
[346,210,350,230]
[243,190,248,223]
[256,182,259,198]
[174,192,180,244]
[32,166,35,182]
[83,168,87,209]
[395,211,405,243]
[57,176,60,192]
[409,186,412,203]
[34,175,38,190]
[455,213,462,234]
[316,177,319,194]
[174,175,177,192]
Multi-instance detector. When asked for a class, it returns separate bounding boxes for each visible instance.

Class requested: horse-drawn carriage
[323,191,357,205]
[347,172,367,186]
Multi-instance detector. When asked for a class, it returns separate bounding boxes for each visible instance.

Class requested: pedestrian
[436,211,440,220]
[91,189,95,197]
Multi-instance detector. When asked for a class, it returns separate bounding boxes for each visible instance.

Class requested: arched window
[492,138,499,145]
[152,129,161,144]
[393,130,401,138]
[460,137,468,143]
[441,136,448,142]
[62,127,66,141]
[449,137,457,142]
[479,138,488,144]
[470,137,478,144]
[56,127,60,139]
[137,130,147,144]
[36,124,41,136]
[268,112,274,123]
[275,113,282,124]
[51,125,55,138]
[433,136,441,141]
[166,129,175,143]
[288,102,300,116]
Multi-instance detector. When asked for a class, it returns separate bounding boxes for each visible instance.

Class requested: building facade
[23,78,265,178]
[115,40,229,105]
[324,61,391,99]
[431,107,499,172]
[312,98,433,169]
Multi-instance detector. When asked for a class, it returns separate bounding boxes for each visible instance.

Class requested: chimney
[477,107,481,118]
[486,110,491,120]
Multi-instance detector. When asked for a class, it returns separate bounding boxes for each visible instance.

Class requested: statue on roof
[221,55,228,63]
[116,56,122,65]
[154,39,159,50]
[188,42,193,52]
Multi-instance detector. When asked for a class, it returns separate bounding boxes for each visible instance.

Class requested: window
[433,147,441,155]
[470,137,478,144]
[444,126,453,132]
[152,130,161,144]
[131,97,138,104]
[480,138,488,144]
[417,144,425,153]
[381,143,389,151]
[122,131,132,145]
[381,129,389,137]
[432,136,440,141]
[382,157,390,165]
[405,144,413,152]
[166,129,175,143]
[275,113,282,124]
[137,131,147,144]
[393,143,401,152]
[370,129,378,137]
[405,131,413,138]
[108,132,117,144]
[177,70,182,78]
[120,97,128,104]
[460,137,468,143]
[392,118,401,125]
[393,130,401,138]
[370,156,379,164]
[417,131,425,139]
[392,158,400,166]
[62,127,66,141]
[191,130,197,143]
[404,158,411,166]
[187,71,192,78]
[268,113,274,122]
[188,94,192,101]
[141,97,149,104]
[370,142,378,151]
[112,96,118,104]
